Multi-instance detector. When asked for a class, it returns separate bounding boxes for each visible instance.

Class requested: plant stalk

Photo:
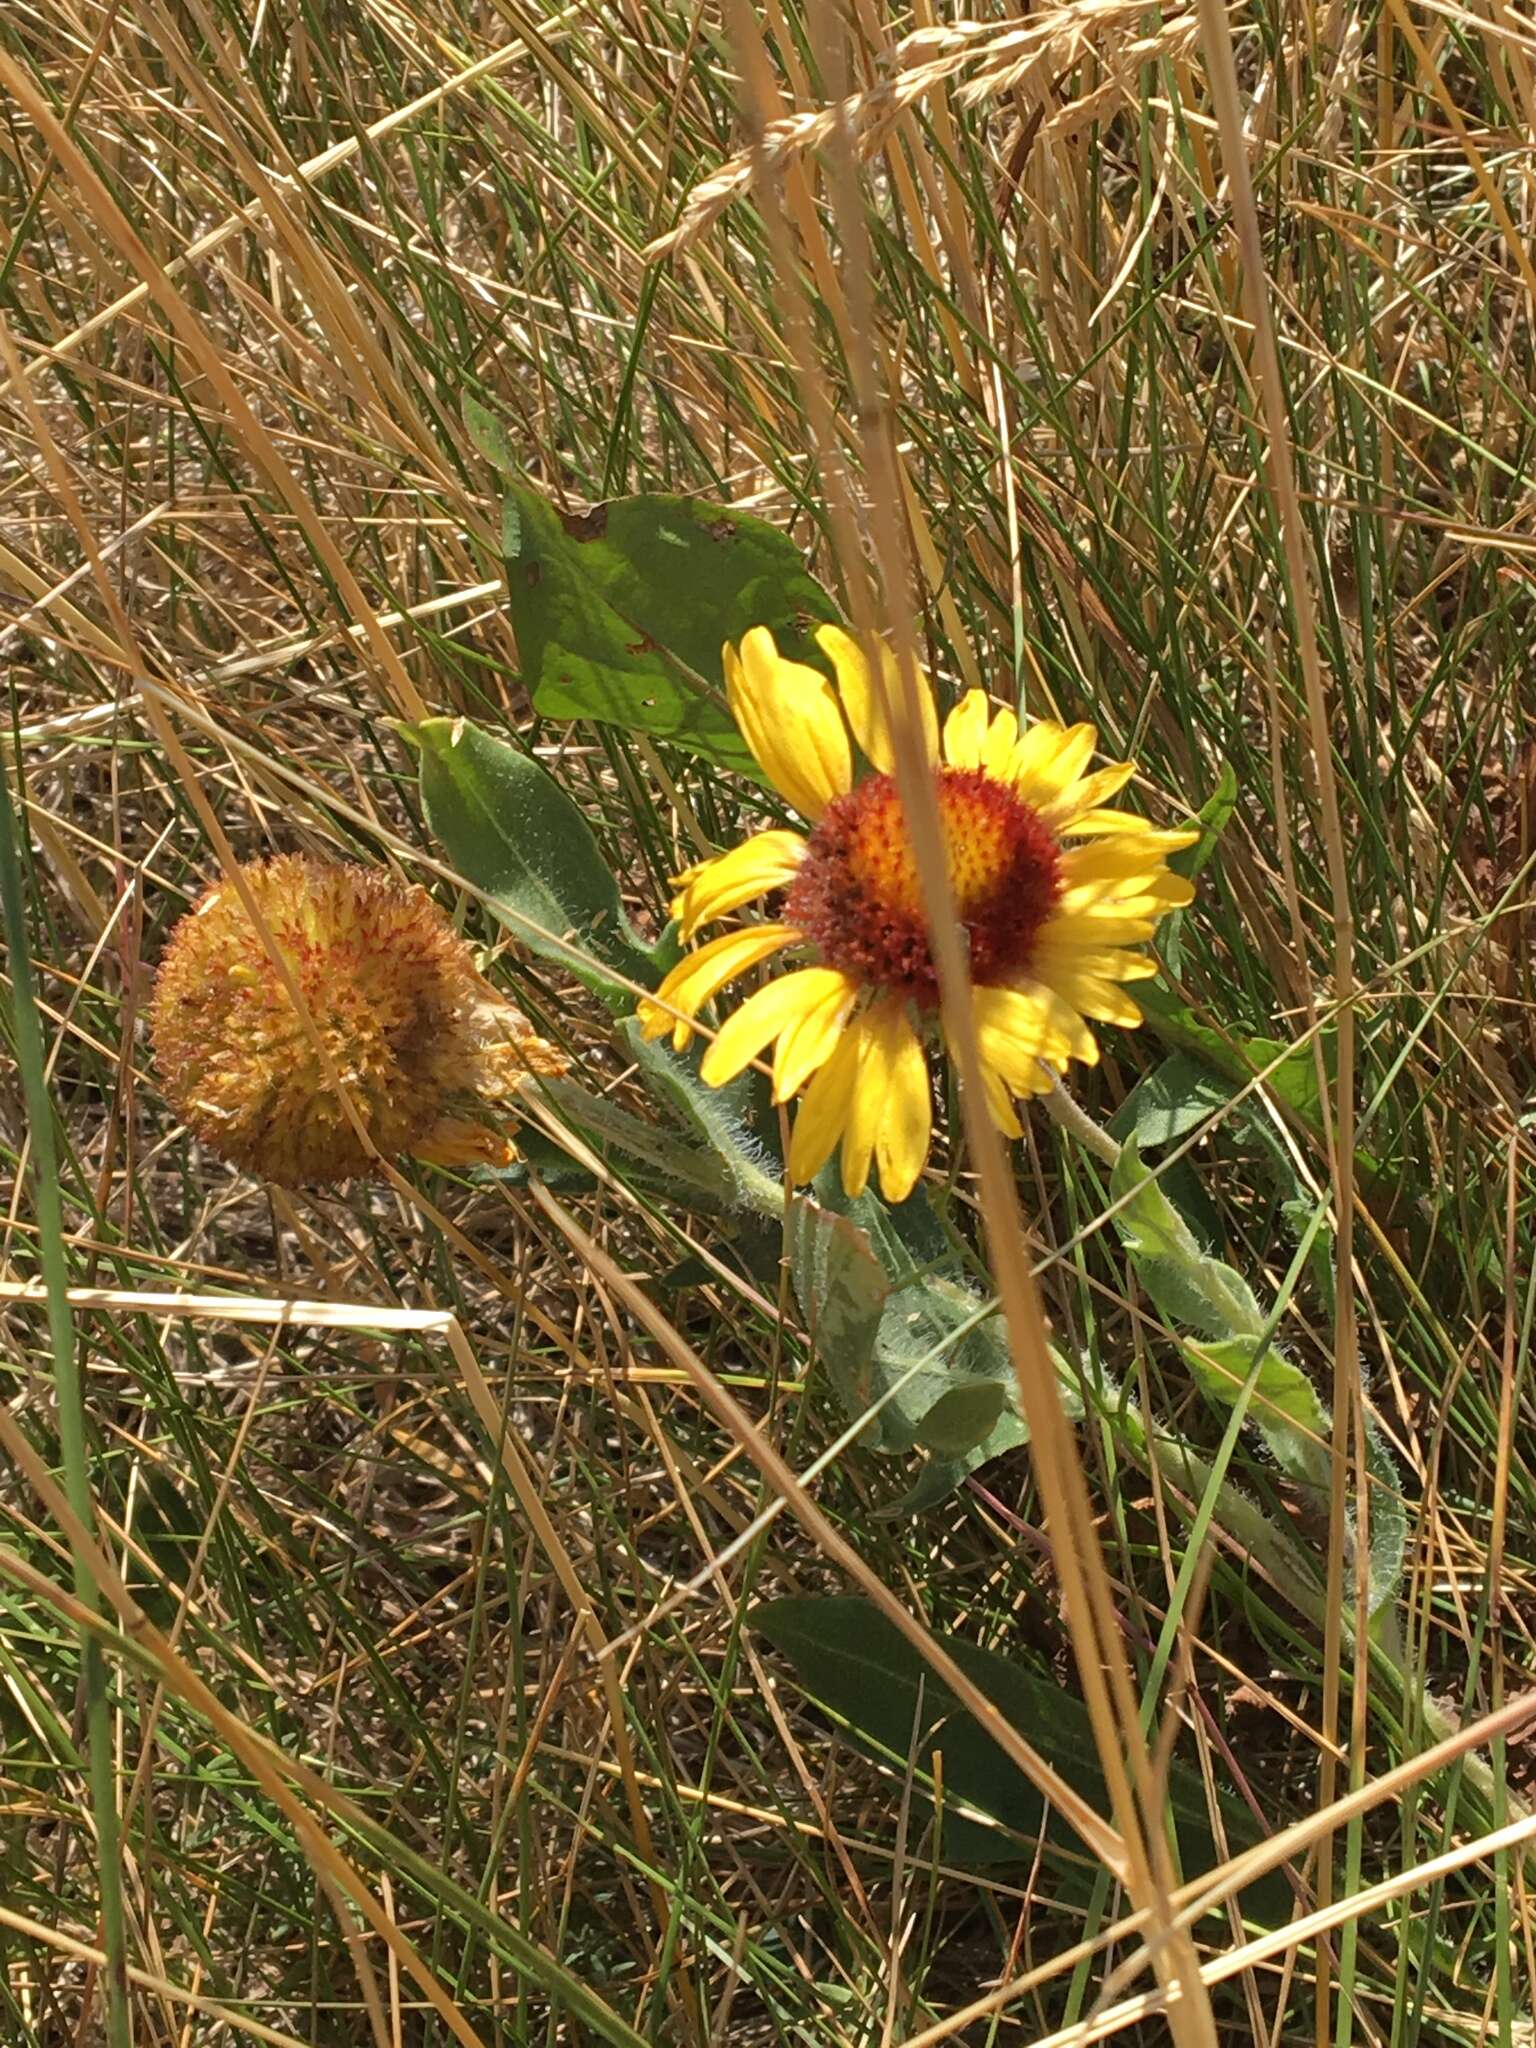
[0,746,132,2047]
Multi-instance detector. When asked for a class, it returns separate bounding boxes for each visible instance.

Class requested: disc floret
[785,767,1063,1008]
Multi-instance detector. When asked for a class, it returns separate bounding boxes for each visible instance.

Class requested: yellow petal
[1039,760,1137,827]
[1078,871,1195,911]
[971,982,1099,1080]
[1010,721,1097,806]
[835,1001,931,1201]
[1056,850,1197,919]
[700,965,849,1087]
[977,1059,1024,1137]
[1009,719,1067,791]
[1061,832,1200,880]
[874,1007,931,1203]
[788,1024,864,1185]
[960,1014,1054,1127]
[1058,807,1157,837]
[1060,879,1193,921]
[671,829,805,940]
[1036,914,1157,950]
[980,707,1019,776]
[1035,947,1159,984]
[815,623,939,773]
[956,979,1107,1133]
[638,923,797,1051]
[973,983,1075,1067]
[1010,1058,1057,1099]
[773,972,859,1101]
[1042,970,1145,1028]
[726,629,852,819]
[943,689,991,769]
[838,1014,886,1200]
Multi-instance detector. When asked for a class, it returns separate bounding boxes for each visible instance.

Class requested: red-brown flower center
[784,768,1062,1007]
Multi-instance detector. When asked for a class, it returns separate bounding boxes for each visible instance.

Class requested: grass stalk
[0,749,131,2045]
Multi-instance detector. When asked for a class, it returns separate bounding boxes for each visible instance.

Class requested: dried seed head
[151,855,565,1187]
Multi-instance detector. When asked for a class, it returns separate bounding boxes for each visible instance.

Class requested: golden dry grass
[4,0,1536,2040]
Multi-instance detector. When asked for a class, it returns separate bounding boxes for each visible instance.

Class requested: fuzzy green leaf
[620,1018,783,1214]
[1181,1335,1332,1492]
[1109,1134,1266,1340]
[791,1198,1024,1459]
[411,716,656,1006]
[918,1378,1010,1456]
[1112,1137,1402,1612]
[1112,1053,1234,1154]
[1363,1413,1408,1617]
[1178,760,1238,880]
[1134,982,1330,1130]
[790,1203,891,1445]
[877,1411,1031,1516]
[538,1076,734,1207]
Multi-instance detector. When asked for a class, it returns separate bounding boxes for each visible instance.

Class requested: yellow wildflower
[641,626,1197,1202]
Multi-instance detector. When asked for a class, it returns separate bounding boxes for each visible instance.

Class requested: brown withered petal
[150,855,565,1187]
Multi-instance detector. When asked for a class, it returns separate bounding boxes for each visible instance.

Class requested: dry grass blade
[530,1177,1127,1869]
[648,0,1202,258]
[767,2,1218,2029]
[0,1903,314,2048]
[1189,6,1365,2038]
[4,0,1535,2035]
[0,47,427,721]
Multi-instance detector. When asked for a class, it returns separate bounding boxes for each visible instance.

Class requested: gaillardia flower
[152,855,565,1187]
[640,626,1197,1202]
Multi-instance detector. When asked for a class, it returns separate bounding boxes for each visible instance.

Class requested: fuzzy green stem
[1042,1074,1123,1166]
[1121,1399,1531,1871]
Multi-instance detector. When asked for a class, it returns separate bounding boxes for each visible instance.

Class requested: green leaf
[1363,1413,1408,1617]
[1130,996,1387,1225]
[880,1312,1103,1513]
[1112,1138,1403,1612]
[879,1411,1030,1516]
[1178,761,1237,881]
[919,1378,1009,1456]
[830,1184,1040,1456]
[1112,1053,1331,1286]
[752,1595,1286,1919]
[791,1179,1086,1468]
[1181,1336,1331,1492]
[463,393,519,477]
[538,1076,733,1208]
[791,1197,1024,1459]
[1111,1053,1234,1154]
[1109,1135,1266,1341]
[1158,764,1237,975]
[1184,1338,1404,1611]
[1134,982,1329,1129]
[870,1273,1017,1457]
[411,715,656,1006]
[474,433,841,769]
[790,1202,891,1445]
